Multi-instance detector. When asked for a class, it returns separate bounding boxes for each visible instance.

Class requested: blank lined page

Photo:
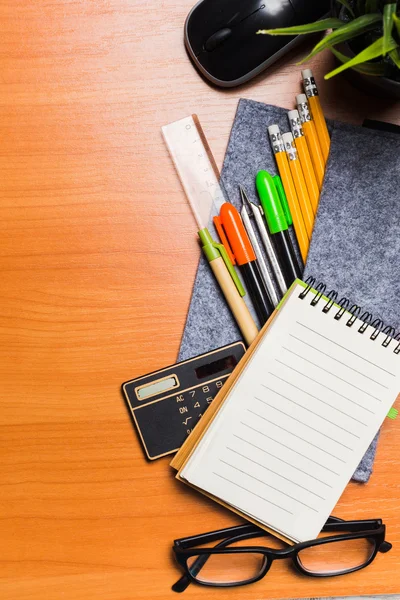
[181,281,400,543]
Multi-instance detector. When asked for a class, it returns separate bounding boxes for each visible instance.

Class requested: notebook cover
[177,99,400,482]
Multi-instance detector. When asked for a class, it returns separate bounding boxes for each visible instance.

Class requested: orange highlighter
[296,94,325,189]
[268,124,309,264]
[302,69,330,163]
[288,109,320,213]
[215,202,273,325]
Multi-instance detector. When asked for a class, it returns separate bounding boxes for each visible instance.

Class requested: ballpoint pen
[282,132,315,241]
[302,69,330,163]
[296,94,326,188]
[268,124,309,263]
[198,228,259,346]
[217,202,274,325]
[288,109,320,212]
[239,191,280,308]
[256,170,302,286]
[239,185,287,301]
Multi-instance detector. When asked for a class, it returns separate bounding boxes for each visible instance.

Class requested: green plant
[257,1,400,79]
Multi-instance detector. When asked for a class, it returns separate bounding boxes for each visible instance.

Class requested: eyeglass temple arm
[174,516,345,548]
[174,523,259,549]
[323,519,383,532]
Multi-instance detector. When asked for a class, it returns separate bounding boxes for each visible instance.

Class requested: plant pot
[335,42,400,100]
[333,4,400,100]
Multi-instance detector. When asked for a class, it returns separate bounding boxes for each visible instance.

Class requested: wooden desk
[1,2,399,599]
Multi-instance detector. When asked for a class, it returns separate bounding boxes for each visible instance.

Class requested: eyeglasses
[172,516,392,592]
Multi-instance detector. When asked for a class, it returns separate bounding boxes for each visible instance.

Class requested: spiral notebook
[172,280,400,543]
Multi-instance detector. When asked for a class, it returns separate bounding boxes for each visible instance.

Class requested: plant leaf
[325,35,398,79]
[389,47,400,68]
[394,14,400,38]
[299,13,383,63]
[256,18,343,36]
[330,46,386,75]
[336,0,355,18]
[383,3,397,55]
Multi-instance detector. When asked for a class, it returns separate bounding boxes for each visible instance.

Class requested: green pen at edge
[256,170,302,286]
[198,228,258,346]
[273,175,292,227]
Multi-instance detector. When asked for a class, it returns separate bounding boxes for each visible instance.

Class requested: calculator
[122,342,246,460]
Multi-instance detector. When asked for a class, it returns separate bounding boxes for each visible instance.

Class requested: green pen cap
[198,228,220,261]
[198,228,245,297]
[256,170,288,234]
[273,175,292,227]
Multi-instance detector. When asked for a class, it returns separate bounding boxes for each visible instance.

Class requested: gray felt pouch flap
[177,99,400,483]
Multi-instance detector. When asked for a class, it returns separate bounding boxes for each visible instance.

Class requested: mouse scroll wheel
[204,28,232,52]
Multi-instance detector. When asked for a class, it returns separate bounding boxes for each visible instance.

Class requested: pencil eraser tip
[296,93,308,105]
[268,124,280,135]
[288,110,299,120]
[302,69,313,79]
[282,133,294,147]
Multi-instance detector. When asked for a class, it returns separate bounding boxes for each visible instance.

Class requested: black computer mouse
[184,0,331,87]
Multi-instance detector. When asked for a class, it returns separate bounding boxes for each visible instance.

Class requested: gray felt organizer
[178,99,400,483]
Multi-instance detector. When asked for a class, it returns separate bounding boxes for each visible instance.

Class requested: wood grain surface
[1,2,399,599]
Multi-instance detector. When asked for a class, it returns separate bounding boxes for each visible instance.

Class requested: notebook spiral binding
[299,277,400,355]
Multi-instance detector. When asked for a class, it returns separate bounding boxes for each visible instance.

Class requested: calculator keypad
[175,378,226,436]
[132,377,228,458]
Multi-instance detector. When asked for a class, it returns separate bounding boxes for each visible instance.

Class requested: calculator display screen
[195,355,237,380]
[136,375,179,400]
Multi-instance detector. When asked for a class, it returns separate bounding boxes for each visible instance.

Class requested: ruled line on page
[275,359,376,415]
[295,321,396,377]
[246,409,347,463]
[212,472,294,515]
[219,459,320,512]
[233,434,333,487]
[282,348,383,402]
[261,384,361,438]
[289,333,389,388]
[239,423,340,477]
[268,372,369,426]
[226,446,327,500]
[254,397,355,451]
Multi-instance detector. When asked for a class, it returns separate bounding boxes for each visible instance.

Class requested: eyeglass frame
[172,516,392,592]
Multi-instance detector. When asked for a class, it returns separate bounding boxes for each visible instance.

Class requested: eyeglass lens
[297,537,377,575]
[187,551,267,584]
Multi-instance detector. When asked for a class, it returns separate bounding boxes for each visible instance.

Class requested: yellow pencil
[282,132,314,242]
[296,94,325,189]
[288,109,320,213]
[302,69,330,163]
[267,125,309,263]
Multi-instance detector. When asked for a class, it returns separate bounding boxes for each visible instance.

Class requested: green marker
[273,175,292,227]
[256,170,302,286]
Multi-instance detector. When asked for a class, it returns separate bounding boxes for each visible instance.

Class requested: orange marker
[288,109,320,212]
[296,94,325,189]
[268,124,309,264]
[302,69,330,163]
[282,132,314,242]
[218,202,273,324]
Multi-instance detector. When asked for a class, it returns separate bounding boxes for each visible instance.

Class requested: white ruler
[161,115,226,230]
